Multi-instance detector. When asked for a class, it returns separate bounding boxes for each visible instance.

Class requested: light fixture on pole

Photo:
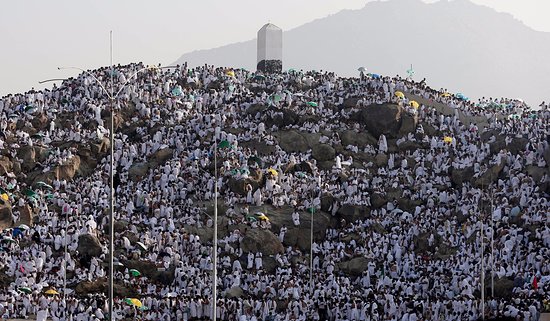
[42,31,175,320]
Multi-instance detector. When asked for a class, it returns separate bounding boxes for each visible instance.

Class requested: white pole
[481,213,485,321]
[213,135,218,321]
[490,191,494,298]
[108,30,115,321]
[310,187,314,293]
[63,212,68,311]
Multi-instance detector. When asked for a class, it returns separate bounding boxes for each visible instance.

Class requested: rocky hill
[0,64,548,320]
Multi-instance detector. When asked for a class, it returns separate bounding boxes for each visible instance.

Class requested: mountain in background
[173,0,550,106]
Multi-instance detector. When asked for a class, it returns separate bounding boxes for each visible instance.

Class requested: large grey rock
[266,108,299,128]
[451,166,475,186]
[17,145,36,171]
[474,162,504,187]
[75,278,137,298]
[121,259,175,285]
[128,162,149,182]
[359,104,415,139]
[370,193,387,209]
[241,229,283,255]
[374,153,388,167]
[77,234,103,258]
[337,204,370,223]
[312,144,335,162]
[340,130,377,148]
[338,257,369,276]
[276,130,309,153]
[225,286,244,298]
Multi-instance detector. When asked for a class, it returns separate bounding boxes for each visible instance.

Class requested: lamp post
[213,135,218,321]
[40,31,175,320]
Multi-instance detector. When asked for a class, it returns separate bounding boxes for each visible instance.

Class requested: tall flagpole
[213,134,218,321]
[108,30,115,321]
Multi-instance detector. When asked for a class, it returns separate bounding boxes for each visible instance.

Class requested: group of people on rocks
[0,62,548,321]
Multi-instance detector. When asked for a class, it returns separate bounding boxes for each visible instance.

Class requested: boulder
[121,259,175,285]
[338,257,369,276]
[241,229,283,255]
[312,144,336,162]
[55,156,81,181]
[0,268,15,289]
[474,162,504,187]
[398,113,416,136]
[225,286,244,299]
[151,148,173,166]
[0,156,13,175]
[526,166,547,184]
[397,140,423,152]
[370,193,387,209]
[75,278,137,297]
[492,277,515,299]
[451,166,474,186]
[128,162,149,182]
[340,130,377,148]
[359,104,414,139]
[374,153,388,167]
[77,234,103,258]
[0,203,13,231]
[239,140,276,156]
[17,145,36,171]
[17,204,33,227]
[246,104,267,116]
[276,131,309,153]
[337,204,370,223]
[266,108,299,128]
[90,137,111,155]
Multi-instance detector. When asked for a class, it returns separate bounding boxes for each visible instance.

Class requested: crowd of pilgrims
[0,62,548,321]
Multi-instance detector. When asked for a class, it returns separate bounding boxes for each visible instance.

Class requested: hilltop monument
[257,23,282,73]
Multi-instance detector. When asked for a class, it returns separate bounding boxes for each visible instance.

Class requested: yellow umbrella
[225,70,235,77]
[1,193,8,201]
[443,136,453,144]
[267,168,278,177]
[395,91,405,99]
[441,92,451,97]
[409,101,420,109]
[45,289,59,295]
[125,298,143,308]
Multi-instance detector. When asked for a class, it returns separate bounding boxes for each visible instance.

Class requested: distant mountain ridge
[173,0,550,106]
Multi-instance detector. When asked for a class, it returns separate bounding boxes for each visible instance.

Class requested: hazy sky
[1,0,548,96]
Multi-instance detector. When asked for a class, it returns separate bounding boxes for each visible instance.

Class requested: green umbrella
[136,242,147,251]
[218,140,231,149]
[307,207,316,214]
[25,106,36,113]
[18,287,32,294]
[247,216,258,222]
[22,189,37,197]
[307,102,318,107]
[36,181,53,189]
[18,224,30,230]
[129,269,141,277]
[253,75,266,80]
[31,133,44,139]
[3,236,15,243]
[46,193,54,200]
[248,156,262,165]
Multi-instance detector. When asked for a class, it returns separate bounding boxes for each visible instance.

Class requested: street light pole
[213,135,218,321]
[43,39,175,321]
[108,30,115,321]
